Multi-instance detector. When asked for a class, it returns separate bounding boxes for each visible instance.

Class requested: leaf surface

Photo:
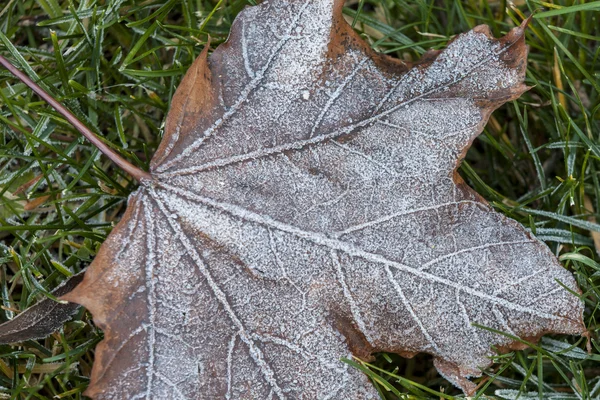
[61,0,585,398]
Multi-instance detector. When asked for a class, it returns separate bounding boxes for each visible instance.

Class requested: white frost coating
[149,187,287,400]
[142,200,158,398]
[156,0,331,172]
[225,332,238,400]
[330,250,373,342]
[82,0,584,399]
[384,265,442,354]
[156,183,566,322]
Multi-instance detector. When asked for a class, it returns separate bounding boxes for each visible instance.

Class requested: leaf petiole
[0,54,152,182]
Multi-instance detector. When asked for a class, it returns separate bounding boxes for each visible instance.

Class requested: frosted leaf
[62,0,584,398]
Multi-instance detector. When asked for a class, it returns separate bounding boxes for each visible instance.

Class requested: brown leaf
[13,174,43,196]
[23,194,51,211]
[0,271,83,344]
[58,0,584,398]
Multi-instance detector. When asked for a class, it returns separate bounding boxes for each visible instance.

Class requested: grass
[0,0,598,398]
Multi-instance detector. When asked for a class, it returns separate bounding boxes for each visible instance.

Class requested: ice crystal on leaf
[57,0,584,398]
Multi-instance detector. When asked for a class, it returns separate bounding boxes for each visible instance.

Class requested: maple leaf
[0,0,585,398]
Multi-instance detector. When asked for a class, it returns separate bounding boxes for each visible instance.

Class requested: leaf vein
[157,1,313,172]
[164,34,522,177]
[149,188,286,399]
[385,265,442,353]
[157,182,561,322]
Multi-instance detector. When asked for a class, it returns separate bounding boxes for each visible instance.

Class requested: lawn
[0,0,599,398]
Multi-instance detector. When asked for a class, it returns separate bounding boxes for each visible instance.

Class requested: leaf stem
[0,54,152,182]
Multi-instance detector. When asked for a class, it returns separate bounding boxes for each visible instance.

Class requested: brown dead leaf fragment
[55,0,583,398]
[0,271,83,344]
